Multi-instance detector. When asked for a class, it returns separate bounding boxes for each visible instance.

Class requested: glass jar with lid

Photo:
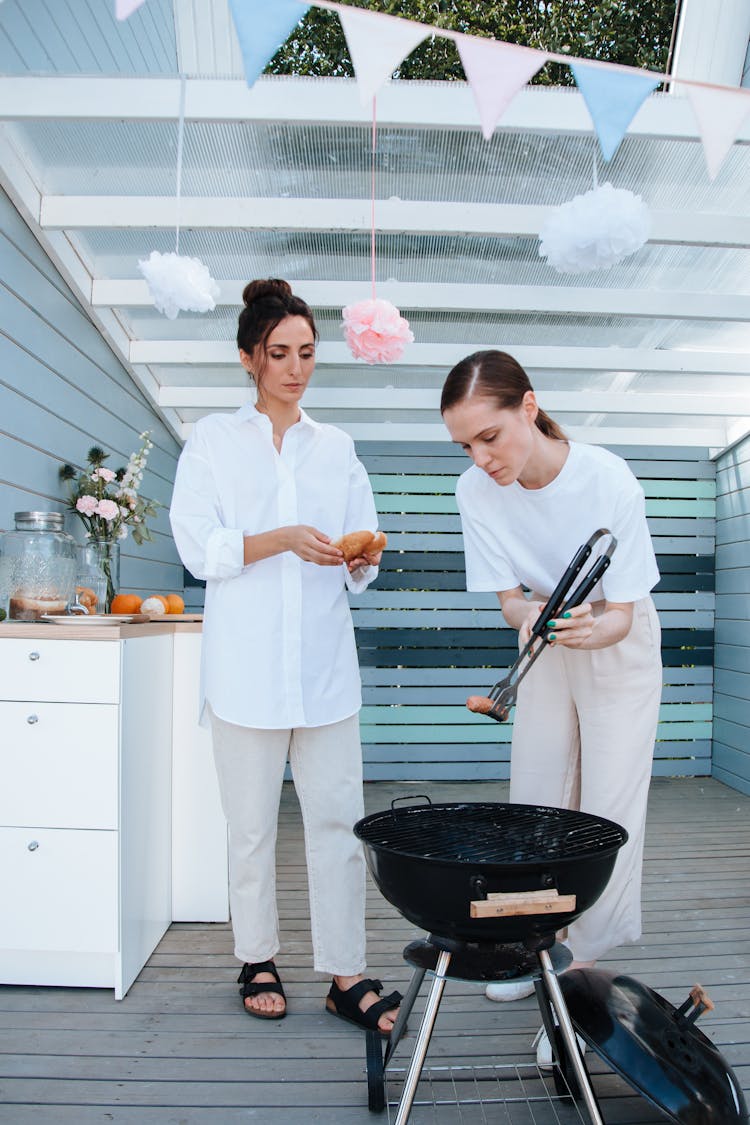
[2,511,77,621]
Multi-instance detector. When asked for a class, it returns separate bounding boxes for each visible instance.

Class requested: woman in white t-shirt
[170,279,401,1036]
[441,350,662,1066]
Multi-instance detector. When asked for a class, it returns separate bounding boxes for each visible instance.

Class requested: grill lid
[561,970,749,1125]
[355,801,627,866]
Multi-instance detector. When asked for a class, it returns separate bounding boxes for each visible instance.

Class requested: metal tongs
[482,528,617,721]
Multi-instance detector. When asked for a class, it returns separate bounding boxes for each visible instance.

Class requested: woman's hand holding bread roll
[332,529,387,572]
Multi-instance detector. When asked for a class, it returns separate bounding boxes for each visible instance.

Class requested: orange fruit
[76,586,98,613]
[165,593,185,615]
[110,593,143,614]
[141,594,169,615]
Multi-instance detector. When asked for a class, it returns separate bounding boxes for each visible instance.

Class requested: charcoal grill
[355,797,627,1125]
[355,797,747,1125]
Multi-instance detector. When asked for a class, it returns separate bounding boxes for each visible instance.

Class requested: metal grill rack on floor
[367,936,596,1124]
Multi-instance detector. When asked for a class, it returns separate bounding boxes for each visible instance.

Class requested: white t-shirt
[170,404,379,730]
[456,443,659,604]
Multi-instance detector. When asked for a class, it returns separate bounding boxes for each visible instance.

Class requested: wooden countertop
[0,616,203,640]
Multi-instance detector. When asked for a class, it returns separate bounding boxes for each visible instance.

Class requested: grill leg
[537,947,604,1125]
[384,966,425,1068]
[393,948,451,1125]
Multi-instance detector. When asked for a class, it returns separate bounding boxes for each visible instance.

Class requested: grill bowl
[354,801,628,944]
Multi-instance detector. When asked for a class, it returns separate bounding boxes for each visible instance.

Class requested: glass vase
[79,539,120,613]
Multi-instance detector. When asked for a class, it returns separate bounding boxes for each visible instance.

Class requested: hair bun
[242,278,293,306]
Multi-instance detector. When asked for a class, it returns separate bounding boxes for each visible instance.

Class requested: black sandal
[237,960,286,1020]
[325,977,402,1037]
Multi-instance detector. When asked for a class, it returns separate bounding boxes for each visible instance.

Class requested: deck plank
[0,777,748,1123]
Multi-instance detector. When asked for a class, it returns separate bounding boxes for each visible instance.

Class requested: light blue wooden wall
[0,186,183,601]
[713,433,750,795]
[355,442,715,781]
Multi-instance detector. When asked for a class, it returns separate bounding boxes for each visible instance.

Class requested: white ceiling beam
[158,386,750,416]
[91,278,750,322]
[179,419,728,447]
[41,195,750,247]
[132,340,750,374]
[1,76,749,141]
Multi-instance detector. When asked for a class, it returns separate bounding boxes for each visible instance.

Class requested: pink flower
[76,495,98,515]
[96,499,120,521]
[342,298,414,365]
[94,467,117,483]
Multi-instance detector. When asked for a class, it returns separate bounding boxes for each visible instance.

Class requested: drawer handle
[29,651,40,662]
[27,841,39,852]
[27,714,39,725]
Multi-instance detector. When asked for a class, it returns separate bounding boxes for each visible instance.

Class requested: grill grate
[384,1061,589,1123]
[357,803,626,865]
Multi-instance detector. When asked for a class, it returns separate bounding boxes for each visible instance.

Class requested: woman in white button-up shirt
[170,279,401,1034]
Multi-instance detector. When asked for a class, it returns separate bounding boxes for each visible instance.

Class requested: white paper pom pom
[137,251,220,319]
[539,183,651,274]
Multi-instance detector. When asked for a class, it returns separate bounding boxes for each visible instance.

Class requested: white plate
[40,614,138,625]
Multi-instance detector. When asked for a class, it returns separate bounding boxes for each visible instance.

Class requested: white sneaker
[485,978,536,1002]
[532,1026,586,1070]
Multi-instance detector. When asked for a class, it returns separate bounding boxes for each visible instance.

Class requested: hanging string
[370,95,377,300]
[174,75,187,254]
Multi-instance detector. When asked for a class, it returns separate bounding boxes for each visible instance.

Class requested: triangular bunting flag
[456,35,547,140]
[228,0,311,88]
[571,62,659,161]
[337,6,428,105]
[686,84,750,180]
[116,0,146,18]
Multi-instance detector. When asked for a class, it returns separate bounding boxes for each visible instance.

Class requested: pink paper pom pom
[342,298,414,364]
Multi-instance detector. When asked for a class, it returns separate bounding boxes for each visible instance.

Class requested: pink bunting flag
[115,0,146,19]
[685,84,750,180]
[337,6,428,105]
[457,36,547,141]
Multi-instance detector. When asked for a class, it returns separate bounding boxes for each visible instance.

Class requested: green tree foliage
[268,1,677,85]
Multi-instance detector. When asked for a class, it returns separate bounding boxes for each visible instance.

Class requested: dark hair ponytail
[236,279,318,376]
[440,350,566,441]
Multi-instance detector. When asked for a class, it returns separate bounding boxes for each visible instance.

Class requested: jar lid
[14,511,65,530]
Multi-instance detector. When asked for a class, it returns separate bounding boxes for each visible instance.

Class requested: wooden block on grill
[469,889,577,918]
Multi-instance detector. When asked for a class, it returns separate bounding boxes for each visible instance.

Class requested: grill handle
[675,984,715,1025]
[470,889,577,918]
[390,794,432,811]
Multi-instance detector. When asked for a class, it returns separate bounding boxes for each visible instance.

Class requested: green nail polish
[563,612,572,619]
[549,633,557,641]
[547,620,556,628]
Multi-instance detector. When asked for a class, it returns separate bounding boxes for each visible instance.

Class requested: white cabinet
[0,631,173,998]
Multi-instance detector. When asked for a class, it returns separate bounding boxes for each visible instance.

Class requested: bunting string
[370,97,377,301]
[174,75,186,254]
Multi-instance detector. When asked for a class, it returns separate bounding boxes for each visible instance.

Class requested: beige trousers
[509,597,662,963]
[208,706,367,975]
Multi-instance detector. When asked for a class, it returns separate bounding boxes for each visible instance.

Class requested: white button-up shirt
[169,405,379,729]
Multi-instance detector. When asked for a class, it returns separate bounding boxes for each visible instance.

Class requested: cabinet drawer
[0,702,118,829]
[0,827,117,953]
[0,639,120,703]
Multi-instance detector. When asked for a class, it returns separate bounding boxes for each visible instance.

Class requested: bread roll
[332,530,387,563]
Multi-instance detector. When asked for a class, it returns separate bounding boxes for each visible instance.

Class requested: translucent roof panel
[75,228,750,296]
[18,114,750,213]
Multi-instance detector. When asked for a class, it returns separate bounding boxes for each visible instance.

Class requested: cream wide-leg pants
[509,597,662,963]
[208,707,367,976]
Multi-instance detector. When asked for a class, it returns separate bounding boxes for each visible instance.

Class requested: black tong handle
[483,529,617,722]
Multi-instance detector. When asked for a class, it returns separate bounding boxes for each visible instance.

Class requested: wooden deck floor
[1,777,749,1123]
